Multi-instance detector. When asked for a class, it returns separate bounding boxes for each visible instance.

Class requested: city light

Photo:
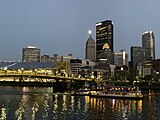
[88,30,92,35]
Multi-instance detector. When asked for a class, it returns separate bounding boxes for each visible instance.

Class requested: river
[0,86,159,120]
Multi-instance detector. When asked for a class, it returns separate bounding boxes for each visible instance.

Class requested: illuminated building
[85,30,96,61]
[70,59,94,77]
[142,31,155,60]
[114,50,128,67]
[22,46,40,62]
[70,59,82,76]
[96,20,114,62]
[142,61,152,77]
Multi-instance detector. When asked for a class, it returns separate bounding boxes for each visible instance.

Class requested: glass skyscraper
[142,31,155,60]
[130,46,145,69]
[96,20,114,65]
[96,20,113,60]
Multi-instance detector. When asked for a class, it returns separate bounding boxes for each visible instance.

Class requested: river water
[0,86,159,120]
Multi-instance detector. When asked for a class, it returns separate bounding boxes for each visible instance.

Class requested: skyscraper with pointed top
[85,30,96,61]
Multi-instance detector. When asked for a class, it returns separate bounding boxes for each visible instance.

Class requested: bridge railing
[0,70,94,81]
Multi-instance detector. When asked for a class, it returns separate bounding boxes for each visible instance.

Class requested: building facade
[130,46,145,69]
[70,59,94,78]
[96,20,113,61]
[142,31,155,60]
[70,59,82,77]
[41,55,50,62]
[85,31,96,61]
[114,50,128,67]
[22,46,40,62]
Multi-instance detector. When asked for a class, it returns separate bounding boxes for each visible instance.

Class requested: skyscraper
[130,46,145,69]
[85,30,96,61]
[96,20,113,60]
[142,31,155,60]
[22,46,40,62]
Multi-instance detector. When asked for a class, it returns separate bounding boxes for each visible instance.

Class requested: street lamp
[4,67,7,75]
[35,69,37,75]
[21,68,24,75]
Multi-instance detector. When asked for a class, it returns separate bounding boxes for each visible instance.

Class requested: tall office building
[22,46,40,62]
[85,30,96,61]
[96,20,113,61]
[130,46,145,69]
[114,50,128,67]
[142,31,155,60]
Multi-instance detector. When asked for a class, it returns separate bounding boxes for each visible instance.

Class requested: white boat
[89,88,143,100]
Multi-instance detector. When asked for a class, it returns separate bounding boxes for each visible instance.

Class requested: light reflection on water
[0,86,159,120]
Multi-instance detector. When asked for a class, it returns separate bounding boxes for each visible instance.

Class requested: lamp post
[18,68,24,82]
[4,67,7,75]
[35,69,37,75]
[56,70,58,76]
[21,68,24,75]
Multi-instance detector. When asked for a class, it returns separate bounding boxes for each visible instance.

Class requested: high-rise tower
[142,31,155,60]
[85,30,96,61]
[130,46,145,69]
[96,20,113,60]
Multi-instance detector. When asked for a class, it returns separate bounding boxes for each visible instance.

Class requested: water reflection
[0,105,7,120]
[0,86,159,120]
[85,96,143,120]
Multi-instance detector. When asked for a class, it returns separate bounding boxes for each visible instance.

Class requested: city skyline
[1,0,160,61]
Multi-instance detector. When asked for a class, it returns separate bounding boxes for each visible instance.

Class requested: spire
[87,30,93,40]
[88,30,92,35]
[86,30,95,47]
[85,30,96,61]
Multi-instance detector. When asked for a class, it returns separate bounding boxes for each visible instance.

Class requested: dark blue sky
[0,0,160,61]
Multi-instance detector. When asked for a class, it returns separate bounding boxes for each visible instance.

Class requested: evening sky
[0,0,160,61]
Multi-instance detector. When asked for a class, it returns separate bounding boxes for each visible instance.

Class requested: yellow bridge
[0,70,94,83]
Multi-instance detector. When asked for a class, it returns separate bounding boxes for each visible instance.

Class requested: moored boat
[89,87,143,100]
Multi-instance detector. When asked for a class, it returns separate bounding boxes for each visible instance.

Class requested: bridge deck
[0,70,93,82]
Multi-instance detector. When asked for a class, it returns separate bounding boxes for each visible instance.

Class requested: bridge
[0,69,94,82]
[0,69,96,92]
[0,62,97,90]
[0,62,95,82]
